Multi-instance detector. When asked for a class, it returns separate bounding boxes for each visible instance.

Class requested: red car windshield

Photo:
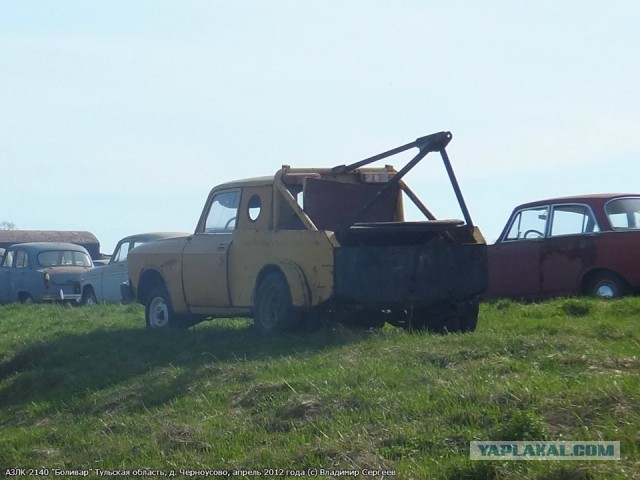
[606,197,640,230]
[38,250,92,267]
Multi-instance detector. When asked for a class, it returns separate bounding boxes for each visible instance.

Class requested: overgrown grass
[0,298,638,479]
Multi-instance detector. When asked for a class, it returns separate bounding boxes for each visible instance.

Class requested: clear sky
[1,1,639,253]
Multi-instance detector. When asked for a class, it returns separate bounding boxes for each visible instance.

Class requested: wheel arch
[254,261,311,308]
[18,291,34,303]
[81,283,95,297]
[580,267,630,295]
[138,269,167,305]
[81,284,97,304]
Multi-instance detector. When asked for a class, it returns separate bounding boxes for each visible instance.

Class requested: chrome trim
[500,202,602,243]
[500,205,550,243]
[41,294,82,302]
[547,202,601,238]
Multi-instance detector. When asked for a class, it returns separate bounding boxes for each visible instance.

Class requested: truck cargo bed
[334,228,487,307]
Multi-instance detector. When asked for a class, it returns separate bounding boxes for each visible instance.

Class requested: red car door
[486,205,549,299]
[539,235,597,296]
[487,241,541,298]
[539,204,600,296]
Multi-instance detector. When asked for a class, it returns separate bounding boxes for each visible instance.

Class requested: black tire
[587,272,630,298]
[410,300,478,333]
[406,304,450,333]
[299,307,325,333]
[82,288,98,306]
[145,284,190,329]
[254,272,300,335]
[456,299,479,333]
[21,294,34,305]
[349,309,386,329]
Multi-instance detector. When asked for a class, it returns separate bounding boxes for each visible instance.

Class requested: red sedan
[486,194,640,299]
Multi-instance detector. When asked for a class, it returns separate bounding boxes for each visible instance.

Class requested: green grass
[0,298,639,479]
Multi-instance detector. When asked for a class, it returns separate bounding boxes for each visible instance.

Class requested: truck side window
[248,194,262,222]
[205,190,241,233]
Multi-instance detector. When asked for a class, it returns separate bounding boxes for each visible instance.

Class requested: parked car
[486,194,640,299]
[0,242,93,304]
[79,232,188,304]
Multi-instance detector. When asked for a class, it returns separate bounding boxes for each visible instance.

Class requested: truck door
[182,189,240,308]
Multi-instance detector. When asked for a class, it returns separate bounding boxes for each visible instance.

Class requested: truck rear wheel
[145,284,190,329]
[349,309,386,329]
[254,272,301,335]
[411,300,478,333]
[456,299,479,333]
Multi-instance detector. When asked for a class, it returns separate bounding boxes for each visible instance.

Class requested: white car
[79,232,188,304]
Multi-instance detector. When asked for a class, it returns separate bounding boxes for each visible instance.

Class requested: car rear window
[606,198,640,230]
[38,250,92,267]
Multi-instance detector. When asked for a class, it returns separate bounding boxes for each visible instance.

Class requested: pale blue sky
[2,1,639,252]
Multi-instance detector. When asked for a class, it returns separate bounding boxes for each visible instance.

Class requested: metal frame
[332,131,474,235]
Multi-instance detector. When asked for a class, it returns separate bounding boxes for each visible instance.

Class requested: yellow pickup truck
[125,132,487,333]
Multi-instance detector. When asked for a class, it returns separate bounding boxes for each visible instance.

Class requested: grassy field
[0,298,638,479]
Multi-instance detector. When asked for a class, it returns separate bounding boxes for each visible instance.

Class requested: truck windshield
[38,250,92,267]
[606,197,640,230]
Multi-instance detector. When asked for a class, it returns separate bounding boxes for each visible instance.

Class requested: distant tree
[0,221,16,230]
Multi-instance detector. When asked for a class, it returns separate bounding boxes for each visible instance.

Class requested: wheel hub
[150,297,169,328]
[595,283,615,298]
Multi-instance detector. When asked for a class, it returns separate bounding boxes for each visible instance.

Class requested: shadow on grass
[0,320,369,418]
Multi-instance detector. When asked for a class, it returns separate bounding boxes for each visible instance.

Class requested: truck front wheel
[145,284,189,329]
[254,272,301,335]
